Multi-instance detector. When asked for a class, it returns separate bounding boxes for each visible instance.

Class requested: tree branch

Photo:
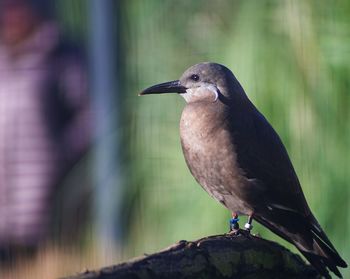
[65,232,320,279]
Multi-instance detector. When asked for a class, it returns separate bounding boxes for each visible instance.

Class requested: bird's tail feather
[255,215,347,279]
[302,251,333,279]
[299,225,346,278]
[309,217,347,268]
[301,239,343,279]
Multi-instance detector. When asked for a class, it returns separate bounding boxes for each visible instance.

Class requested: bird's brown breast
[179,102,253,214]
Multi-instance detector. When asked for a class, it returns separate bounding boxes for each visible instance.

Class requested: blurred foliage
[49,0,350,277]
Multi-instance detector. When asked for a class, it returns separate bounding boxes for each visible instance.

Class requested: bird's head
[140,62,242,104]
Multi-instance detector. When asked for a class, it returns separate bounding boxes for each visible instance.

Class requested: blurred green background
[5,0,350,277]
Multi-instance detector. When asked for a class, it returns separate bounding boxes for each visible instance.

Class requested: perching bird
[140,62,347,278]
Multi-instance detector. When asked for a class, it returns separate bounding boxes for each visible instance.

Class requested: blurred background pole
[88,0,123,260]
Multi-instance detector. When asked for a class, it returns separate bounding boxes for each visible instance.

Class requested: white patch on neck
[180,84,219,103]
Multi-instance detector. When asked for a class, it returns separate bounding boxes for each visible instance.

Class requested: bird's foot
[226,228,254,238]
[227,213,256,238]
[227,228,240,236]
[238,222,253,238]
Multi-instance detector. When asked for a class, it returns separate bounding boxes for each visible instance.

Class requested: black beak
[139,80,187,96]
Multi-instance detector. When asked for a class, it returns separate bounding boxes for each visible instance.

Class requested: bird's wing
[228,106,346,278]
[229,108,309,216]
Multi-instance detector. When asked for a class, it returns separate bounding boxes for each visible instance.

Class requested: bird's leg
[229,212,240,233]
[244,214,254,233]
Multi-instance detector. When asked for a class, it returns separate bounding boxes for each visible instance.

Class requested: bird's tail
[255,214,347,279]
[298,215,347,279]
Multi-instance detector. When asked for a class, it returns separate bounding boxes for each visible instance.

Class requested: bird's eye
[190,74,200,81]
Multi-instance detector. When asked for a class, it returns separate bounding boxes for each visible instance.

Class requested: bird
[139,62,347,278]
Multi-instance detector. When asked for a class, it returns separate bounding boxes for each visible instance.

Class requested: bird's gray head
[140,62,242,104]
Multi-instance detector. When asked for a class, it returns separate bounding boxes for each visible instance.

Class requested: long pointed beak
[139,80,187,96]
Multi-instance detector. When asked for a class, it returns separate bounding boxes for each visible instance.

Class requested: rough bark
[65,232,320,279]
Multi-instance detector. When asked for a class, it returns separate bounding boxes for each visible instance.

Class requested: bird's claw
[227,219,254,238]
[226,228,253,238]
[227,228,240,236]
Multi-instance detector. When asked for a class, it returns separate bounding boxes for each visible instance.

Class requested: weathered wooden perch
[65,233,321,279]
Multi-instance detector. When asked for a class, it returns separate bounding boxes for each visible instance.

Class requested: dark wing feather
[228,106,309,214]
[227,104,347,277]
